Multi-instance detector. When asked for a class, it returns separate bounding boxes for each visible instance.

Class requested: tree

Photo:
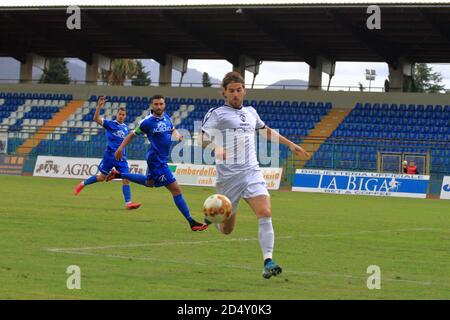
[39,58,71,84]
[202,72,212,87]
[131,60,151,86]
[384,79,390,92]
[358,82,365,92]
[101,59,138,86]
[407,63,445,93]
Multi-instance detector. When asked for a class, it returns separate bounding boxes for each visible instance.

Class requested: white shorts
[216,170,270,213]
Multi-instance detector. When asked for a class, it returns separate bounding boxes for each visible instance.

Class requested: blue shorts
[98,151,129,176]
[146,161,176,188]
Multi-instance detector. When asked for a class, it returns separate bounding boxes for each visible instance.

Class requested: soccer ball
[203,194,232,224]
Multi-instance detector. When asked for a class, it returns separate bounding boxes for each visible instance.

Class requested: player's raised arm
[260,126,310,158]
[171,127,183,142]
[93,96,107,126]
[114,132,136,161]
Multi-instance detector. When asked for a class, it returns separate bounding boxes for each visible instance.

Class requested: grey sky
[187,60,450,91]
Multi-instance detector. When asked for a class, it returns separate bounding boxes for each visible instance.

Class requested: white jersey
[201,104,266,182]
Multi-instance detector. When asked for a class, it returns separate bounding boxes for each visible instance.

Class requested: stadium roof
[1,3,450,67]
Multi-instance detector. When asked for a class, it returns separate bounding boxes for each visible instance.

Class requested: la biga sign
[292,169,429,199]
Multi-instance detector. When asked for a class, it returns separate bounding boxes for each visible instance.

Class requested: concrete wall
[1,83,449,109]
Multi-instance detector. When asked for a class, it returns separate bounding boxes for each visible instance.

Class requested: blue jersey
[135,113,173,164]
[102,119,129,157]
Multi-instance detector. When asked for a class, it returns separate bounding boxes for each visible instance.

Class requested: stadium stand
[1,91,449,177]
[306,102,450,173]
[0,92,72,153]
[1,93,331,162]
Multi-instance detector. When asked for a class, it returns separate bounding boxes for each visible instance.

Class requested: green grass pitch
[0,175,449,299]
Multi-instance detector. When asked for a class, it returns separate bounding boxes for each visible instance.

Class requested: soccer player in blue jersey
[73,96,141,210]
[106,94,207,231]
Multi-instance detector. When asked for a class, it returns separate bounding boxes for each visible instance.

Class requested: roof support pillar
[85,53,110,85]
[19,53,46,84]
[159,54,175,87]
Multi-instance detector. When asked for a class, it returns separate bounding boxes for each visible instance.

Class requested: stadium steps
[171,104,195,126]
[295,108,351,166]
[16,100,84,155]
[285,108,352,174]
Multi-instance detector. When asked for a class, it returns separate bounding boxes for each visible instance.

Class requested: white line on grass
[46,236,294,252]
[48,248,434,287]
[44,228,445,288]
[296,228,441,238]
[46,227,442,252]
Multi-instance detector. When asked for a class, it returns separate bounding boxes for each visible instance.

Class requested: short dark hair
[118,106,126,113]
[151,94,164,103]
[222,72,245,90]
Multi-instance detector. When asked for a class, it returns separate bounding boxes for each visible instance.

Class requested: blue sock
[122,185,131,203]
[83,175,98,186]
[120,173,148,187]
[173,194,193,224]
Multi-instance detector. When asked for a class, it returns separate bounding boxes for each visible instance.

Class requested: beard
[229,99,242,108]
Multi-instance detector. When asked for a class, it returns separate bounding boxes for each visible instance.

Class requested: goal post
[378,151,430,175]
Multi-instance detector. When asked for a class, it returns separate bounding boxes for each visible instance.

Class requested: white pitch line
[46,236,294,252]
[295,228,441,238]
[48,249,435,287]
[45,228,444,252]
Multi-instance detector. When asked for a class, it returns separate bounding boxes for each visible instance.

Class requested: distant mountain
[265,79,308,90]
[0,57,87,82]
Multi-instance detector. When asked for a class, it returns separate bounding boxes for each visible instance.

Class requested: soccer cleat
[125,202,142,210]
[262,259,282,279]
[73,182,84,195]
[106,169,121,182]
[190,220,208,232]
[204,217,212,225]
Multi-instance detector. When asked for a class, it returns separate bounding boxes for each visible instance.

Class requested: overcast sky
[186,60,450,91]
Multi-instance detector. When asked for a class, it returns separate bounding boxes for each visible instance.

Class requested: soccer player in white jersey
[200,72,310,279]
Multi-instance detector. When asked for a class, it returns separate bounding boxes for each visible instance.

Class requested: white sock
[258,217,274,261]
[214,223,222,233]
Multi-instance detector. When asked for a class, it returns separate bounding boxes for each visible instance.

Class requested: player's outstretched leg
[122,180,142,210]
[166,182,208,232]
[74,175,103,195]
[106,169,148,186]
